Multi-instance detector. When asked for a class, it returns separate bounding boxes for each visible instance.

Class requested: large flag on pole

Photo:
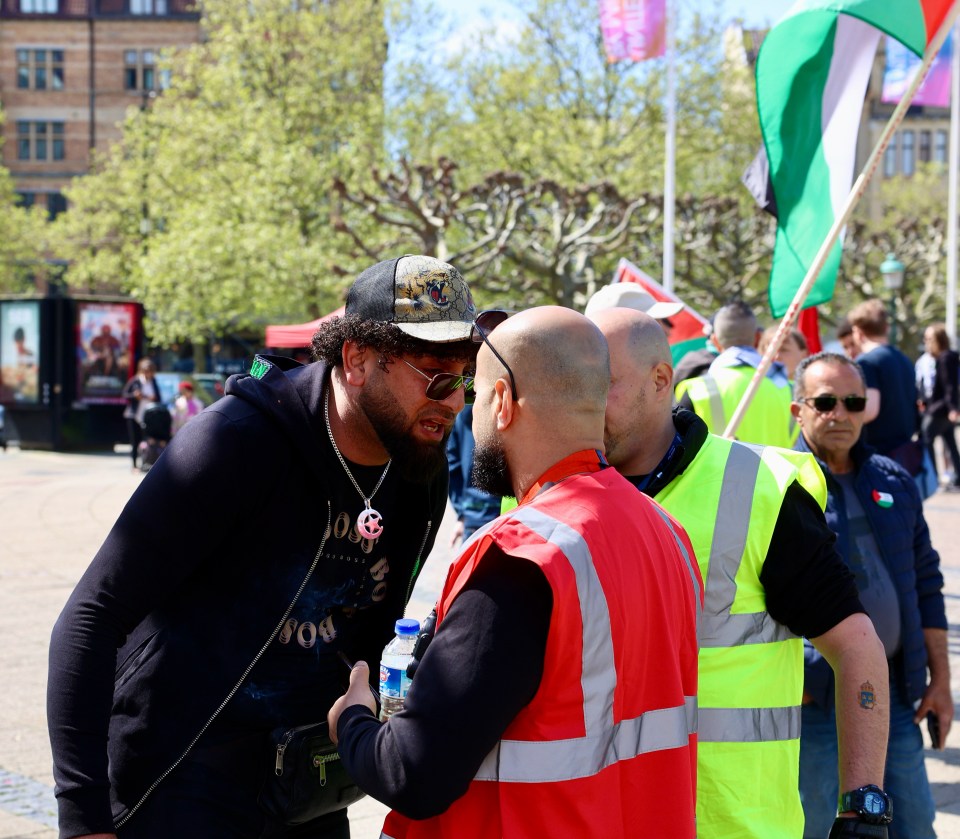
[599,0,666,63]
[757,0,955,319]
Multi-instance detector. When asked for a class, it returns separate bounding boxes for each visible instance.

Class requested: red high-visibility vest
[381,467,702,839]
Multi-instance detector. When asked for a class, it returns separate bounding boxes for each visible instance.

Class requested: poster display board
[0,300,41,404]
[76,301,139,404]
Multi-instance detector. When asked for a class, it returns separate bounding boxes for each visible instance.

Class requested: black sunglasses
[471,310,518,401]
[400,358,475,404]
[798,394,868,414]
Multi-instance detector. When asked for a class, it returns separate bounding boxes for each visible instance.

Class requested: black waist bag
[258,721,366,825]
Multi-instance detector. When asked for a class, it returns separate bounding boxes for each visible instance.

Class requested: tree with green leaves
[0,107,46,294]
[52,0,387,353]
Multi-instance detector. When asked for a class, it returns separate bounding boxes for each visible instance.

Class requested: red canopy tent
[264,305,345,348]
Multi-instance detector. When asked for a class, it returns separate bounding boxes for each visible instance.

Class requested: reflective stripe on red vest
[381,469,701,839]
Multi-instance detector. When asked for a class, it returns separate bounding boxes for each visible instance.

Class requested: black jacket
[47,357,446,836]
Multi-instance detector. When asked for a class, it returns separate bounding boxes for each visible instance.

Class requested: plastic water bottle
[379,618,420,721]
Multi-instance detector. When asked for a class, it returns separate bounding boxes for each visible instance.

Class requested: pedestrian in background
[793,352,952,839]
[47,255,478,839]
[837,318,860,359]
[848,300,922,476]
[171,380,204,436]
[675,301,795,447]
[919,323,960,491]
[758,325,808,381]
[121,359,159,471]
[330,307,702,839]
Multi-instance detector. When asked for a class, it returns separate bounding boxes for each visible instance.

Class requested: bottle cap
[395,618,420,635]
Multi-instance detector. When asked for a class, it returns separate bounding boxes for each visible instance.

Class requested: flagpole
[662,0,676,294]
[947,19,959,346]
[722,2,960,440]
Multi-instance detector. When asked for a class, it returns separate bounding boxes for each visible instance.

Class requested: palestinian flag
[612,259,711,364]
[756,0,955,318]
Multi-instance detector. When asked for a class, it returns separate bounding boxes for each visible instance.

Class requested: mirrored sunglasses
[401,358,475,404]
[799,394,867,414]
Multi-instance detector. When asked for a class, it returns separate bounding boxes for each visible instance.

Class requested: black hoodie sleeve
[336,545,552,819]
[47,408,284,836]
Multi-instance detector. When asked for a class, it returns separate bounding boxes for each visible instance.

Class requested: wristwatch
[838,785,893,824]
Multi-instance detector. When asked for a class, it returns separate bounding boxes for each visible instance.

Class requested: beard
[358,387,449,485]
[471,434,515,498]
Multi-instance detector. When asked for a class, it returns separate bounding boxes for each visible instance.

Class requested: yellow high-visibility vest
[676,366,795,448]
[655,433,826,839]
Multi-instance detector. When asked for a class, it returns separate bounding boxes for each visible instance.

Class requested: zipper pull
[275,743,286,776]
[313,754,327,786]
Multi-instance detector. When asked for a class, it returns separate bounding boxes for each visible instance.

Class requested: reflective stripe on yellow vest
[654,434,825,839]
[675,367,794,448]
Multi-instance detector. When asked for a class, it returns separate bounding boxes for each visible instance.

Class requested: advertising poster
[77,302,138,403]
[882,33,952,108]
[0,301,41,404]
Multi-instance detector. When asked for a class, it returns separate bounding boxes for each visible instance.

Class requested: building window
[130,0,169,13]
[902,131,915,176]
[15,191,36,208]
[17,121,65,161]
[16,48,65,90]
[125,50,169,91]
[884,133,898,178]
[20,0,58,11]
[935,130,948,163]
[47,192,68,219]
[919,130,931,163]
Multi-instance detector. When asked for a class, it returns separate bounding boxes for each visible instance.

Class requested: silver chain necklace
[324,388,391,539]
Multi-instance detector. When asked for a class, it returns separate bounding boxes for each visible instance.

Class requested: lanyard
[632,432,682,493]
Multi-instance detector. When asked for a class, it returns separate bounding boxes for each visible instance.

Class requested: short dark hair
[836,318,853,339]
[311,315,476,367]
[793,351,866,399]
[713,301,757,349]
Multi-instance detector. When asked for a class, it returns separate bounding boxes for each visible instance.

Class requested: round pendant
[357,507,384,539]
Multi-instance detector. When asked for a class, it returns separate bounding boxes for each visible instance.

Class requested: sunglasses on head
[798,394,868,413]
[400,358,475,404]
[471,310,518,400]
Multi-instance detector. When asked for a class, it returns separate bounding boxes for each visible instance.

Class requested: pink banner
[599,0,666,63]
[881,33,952,108]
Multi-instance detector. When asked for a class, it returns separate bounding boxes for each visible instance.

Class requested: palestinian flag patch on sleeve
[872,490,894,509]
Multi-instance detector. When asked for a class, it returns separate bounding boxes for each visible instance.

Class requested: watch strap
[828,818,889,839]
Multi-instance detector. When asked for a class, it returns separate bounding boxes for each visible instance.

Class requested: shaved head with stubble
[588,308,678,477]
[471,306,610,501]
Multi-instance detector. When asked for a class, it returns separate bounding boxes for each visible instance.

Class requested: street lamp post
[880,252,905,347]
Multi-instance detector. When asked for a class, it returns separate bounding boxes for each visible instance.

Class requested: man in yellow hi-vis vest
[591,307,892,839]
[675,301,796,447]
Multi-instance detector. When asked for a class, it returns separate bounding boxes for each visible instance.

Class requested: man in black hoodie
[47,255,479,839]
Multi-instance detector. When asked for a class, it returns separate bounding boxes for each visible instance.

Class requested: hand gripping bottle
[379,618,420,721]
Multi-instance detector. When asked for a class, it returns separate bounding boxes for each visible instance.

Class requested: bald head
[489,306,610,416]
[471,306,609,499]
[589,308,672,374]
[587,308,678,476]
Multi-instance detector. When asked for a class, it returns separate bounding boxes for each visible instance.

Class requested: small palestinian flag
[872,490,894,509]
